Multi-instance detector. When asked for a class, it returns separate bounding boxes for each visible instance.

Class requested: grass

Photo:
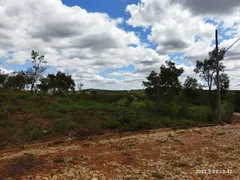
[54,119,69,132]
[24,124,44,141]
[105,120,120,129]
[0,89,235,146]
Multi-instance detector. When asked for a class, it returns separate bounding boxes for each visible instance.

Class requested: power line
[225,37,240,52]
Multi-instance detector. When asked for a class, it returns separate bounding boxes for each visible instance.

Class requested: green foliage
[55,119,69,132]
[143,61,184,114]
[27,50,47,92]
[221,102,234,123]
[37,77,50,94]
[0,119,16,128]
[24,124,43,141]
[194,48,226,91]
[0,71,8,88]
[194,48,227,109]
[130,100,147,110]
[234,91,240,112]
[187,106,217,122]
[214,73,230,93]
[4,71,30,91]
[105,120,120,129]
[116,97,129,106]
[37,71,75,95]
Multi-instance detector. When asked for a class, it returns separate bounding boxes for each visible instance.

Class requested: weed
[1,119,16,128]
[24,125,43,141]
[55,119,69,132]
[105,120,120,129]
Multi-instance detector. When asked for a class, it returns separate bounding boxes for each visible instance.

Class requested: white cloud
[0,0,240,90]
[126,0,240,89]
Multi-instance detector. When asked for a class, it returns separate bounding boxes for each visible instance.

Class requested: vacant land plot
[0,122,239,180]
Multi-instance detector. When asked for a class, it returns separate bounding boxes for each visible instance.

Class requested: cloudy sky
[0,0,240,90]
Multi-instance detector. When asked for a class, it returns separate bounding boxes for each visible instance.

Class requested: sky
[0,0,240,90]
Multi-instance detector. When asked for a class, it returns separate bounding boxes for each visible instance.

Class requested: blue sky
[1,0,240,89]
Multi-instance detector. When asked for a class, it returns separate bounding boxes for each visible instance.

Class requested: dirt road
[0,120,240,179]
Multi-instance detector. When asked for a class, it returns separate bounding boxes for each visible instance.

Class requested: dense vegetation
[0,49,238,147]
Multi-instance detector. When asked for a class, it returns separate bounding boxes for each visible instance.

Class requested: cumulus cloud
[0,0,240,90]
[125,0,240,89]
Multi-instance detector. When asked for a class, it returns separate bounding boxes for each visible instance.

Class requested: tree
[194,48,226,108]
[143,61,184,113]
[37,77,50,95]
[159,61,184,94]
[77,83,84,91]
[183,76,202,91]
[55,71,75,94]
[214,73,230,95]
[37,72,75,95]
[0,70,8,88]
[142,70,161,102]
[183,76,203,102]
[4,71,29,91]
[27,50,47,92]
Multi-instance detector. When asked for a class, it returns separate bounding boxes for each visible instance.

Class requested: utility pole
[215,30,221,121]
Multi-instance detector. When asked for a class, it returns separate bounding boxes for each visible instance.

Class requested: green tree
[183,76,203,103]
[0,70,8,88]
[214,73,230,96]
[183,76,202,91]
[143,61,184,113]
[194,48,226,107]
[27,50,47,92]
[55,71,75,94]
[4,71,29,91]
[159,61,184,94]
[37,77,50,95]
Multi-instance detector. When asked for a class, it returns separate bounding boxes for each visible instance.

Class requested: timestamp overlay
[196,169,233,175]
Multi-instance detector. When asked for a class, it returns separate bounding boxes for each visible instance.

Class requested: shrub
[188,106,216,122]
[116,98,129,106]
[131,100,146,110]
[131,118,152,131]
[221,102,234,123]
[55,119,69,132]
[105,120,120,129]
[24,125,43,141]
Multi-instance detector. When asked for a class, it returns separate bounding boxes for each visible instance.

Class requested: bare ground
[0,115,240,180]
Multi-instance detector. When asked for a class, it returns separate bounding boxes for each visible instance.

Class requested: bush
[117,110,138,126]
[131,100,146,110]
[55,119,69,132]
[188,106,216,122]
[116,97,129,106]
[156,102,171,116]
[24,125,43,141]
[105,120,120,129]
[131,118,152,131]
[221,102,234,123]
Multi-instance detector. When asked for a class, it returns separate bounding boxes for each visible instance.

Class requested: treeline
[0,51,77,95]
[141,48,233,123]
